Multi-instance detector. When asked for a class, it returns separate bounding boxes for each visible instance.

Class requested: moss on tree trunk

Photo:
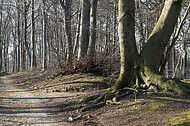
[82,0,190,105]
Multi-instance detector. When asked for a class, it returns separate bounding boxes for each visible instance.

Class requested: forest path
[1,73,190,126]
[0,75,77,126]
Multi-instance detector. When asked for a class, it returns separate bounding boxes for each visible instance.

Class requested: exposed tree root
[80,89,137,112]
[80,65,190,112]
[82,93,102,103]
[82,91,114,104]
[82,87,138,103]
[80,102,105,112]
[142,66,190,97]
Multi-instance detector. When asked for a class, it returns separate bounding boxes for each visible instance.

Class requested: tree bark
[4,35,9,72]
[0,0,2,73]
[73,9,81,56]
[60,0,73,63]
[112,0,117,54]
[140,0,190,96]
[82,0,190,104]
[112,0,138,91]
[159,2,190,73]
[31,0,37,69]
[141,0,183,72]
[16,0,20,72]
[87,0,98,62]
[21,21,25,71]
[182,25,189,78]
[42,0,47,71]
[13,28,17,73]
[78,0,90,60]
[136,0,145,51]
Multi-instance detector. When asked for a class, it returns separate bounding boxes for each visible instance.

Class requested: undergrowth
[53,56,120,78]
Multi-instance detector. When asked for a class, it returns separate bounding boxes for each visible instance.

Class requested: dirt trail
[0,75,79,126]
[1,73,190,126]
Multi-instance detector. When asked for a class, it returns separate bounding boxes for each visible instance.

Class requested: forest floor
[0,69,190,126]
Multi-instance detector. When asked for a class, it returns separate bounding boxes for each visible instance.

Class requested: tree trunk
[60,0,73,63]
[31,0,37,69]
[136,0,145,51]
[0,0,2,73]
[4,35,9,72]
[104,15,109,56]
[87,0,98,62]
[21,21,25,71]
[78,0,90,60]
[140,0,190,95]
[73,9,81,56]
[159,2,190,73]
[16,0,20,72]
[112,0,138,91]
[83,0,190,104]
[3,37,6,72]
[112,0,117,54]
[182,33,188,79]
[42,0,47,71]
[141,0,182,72]
[13,28,17,73]
[24,1,31,70]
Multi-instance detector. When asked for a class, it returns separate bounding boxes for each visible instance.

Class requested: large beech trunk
[112,0,138,91]
[141,0,183,72]
[113,0,186,93]
[82,0,190,105]
[138,0,190,95]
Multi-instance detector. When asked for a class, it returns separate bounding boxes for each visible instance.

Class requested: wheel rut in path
[0,75,73,126]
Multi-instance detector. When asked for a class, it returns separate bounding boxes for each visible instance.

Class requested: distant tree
[112,0,117,54]
[0,0,3,73]
[78,0,90,60]
[31,0,37,69]
[16,0,21,72]
[87,0,98,63]
[73,7,81,56]
[42,0,47,71]
[23,0,31,70]
[60,0,73,63]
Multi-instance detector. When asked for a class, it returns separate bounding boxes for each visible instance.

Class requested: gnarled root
[81,91,115,104]
[80,65,190,112]
[80,88,138,112]
[82,87,138,103]
[80,87,138,112]
[142,66,190,97]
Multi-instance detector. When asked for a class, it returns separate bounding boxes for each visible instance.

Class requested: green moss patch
[132,98,167,113]
[93,77,110,83]
[181,79,190,83]
[166,111,190,126]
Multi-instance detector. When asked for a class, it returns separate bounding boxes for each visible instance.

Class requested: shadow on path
[0,75,75,125]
